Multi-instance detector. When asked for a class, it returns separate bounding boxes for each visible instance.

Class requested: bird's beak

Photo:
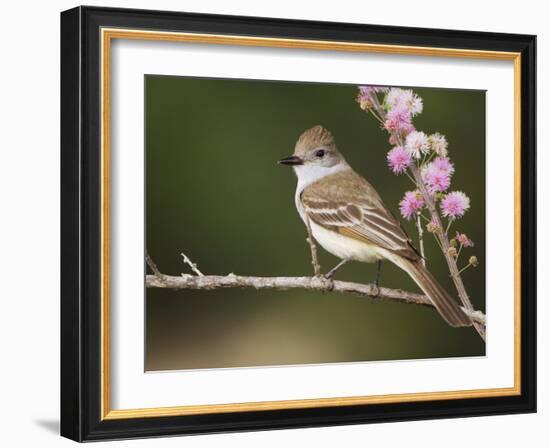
[278,155,303,166]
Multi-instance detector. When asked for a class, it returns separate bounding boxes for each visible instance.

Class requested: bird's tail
[393,257,472,327]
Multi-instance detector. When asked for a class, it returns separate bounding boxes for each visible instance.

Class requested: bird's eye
[315,149,325,158]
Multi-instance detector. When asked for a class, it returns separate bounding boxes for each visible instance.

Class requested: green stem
[371,93,387,120]
[369,109,384,124]
[420,213,431,223]
[445,219,453,235]
[457,263,472,275]
[405,169,417,186]
[456,244,463,262]
[432,232,444,252]
[425,151,436,165]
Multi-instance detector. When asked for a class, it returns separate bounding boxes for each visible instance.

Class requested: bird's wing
[301,170,420,261]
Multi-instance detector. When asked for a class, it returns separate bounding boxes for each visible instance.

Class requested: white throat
[294,161,349,193]
[293,161,350,221]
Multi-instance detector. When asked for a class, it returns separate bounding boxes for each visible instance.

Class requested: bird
[278,125,471,327]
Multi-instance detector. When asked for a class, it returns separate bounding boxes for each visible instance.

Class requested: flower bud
[426,222,439,233]
[359,99,372,111]
[469,255,479,267]
[455,232,474,247]
[447,247,457,257]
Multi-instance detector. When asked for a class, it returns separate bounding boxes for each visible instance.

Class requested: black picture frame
[61,5,536,442]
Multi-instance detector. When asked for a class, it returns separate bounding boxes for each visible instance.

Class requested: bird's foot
[371,260,382,298]
[312,274,334,292]
[324,258,349,280]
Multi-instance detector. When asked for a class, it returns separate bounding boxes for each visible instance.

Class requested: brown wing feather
[302,169,420,261]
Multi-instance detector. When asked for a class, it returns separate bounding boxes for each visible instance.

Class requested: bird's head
[278,125,348,181]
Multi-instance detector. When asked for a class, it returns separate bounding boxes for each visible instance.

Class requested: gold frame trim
[100,28,522,421]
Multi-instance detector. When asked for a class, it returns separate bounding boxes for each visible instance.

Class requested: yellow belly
[310,221,382,263]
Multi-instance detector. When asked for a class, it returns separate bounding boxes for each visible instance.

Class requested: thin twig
[368,109,385,124]
[456,244,463,262]
[145,250,163,279]
[458,263,473,275]
[416,213,426,267]
[180,252,204,276]
[305,215,322,277]
[432,232,444,252]
[146,273,485,326]
[405,171,418,185]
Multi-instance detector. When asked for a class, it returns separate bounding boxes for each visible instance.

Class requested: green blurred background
[145,75,486,371]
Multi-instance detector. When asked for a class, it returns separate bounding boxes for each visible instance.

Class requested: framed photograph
[61,6,536,442]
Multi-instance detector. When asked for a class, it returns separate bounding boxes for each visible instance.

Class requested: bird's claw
[313,274,334,292]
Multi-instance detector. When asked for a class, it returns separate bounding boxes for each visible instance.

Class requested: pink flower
[440,191,470,219]
[356,86,375,111]
[431,157,455,176]
[356,86,388,111]
[421,157,454,194]
[429,133,448,156]
[384,106,414,134]
[359,85,387,94]
[387,146,412,174]
[385,88,407,108]
[405,131,430,159]
[409,96,423,116]
[399,191,425,220]
[423,167,451,194]
[455,232,474,247]
[385,88,423,116]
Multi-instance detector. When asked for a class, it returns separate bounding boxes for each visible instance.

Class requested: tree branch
[145,272,485,326]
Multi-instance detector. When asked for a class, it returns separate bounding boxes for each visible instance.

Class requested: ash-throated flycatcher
[279,125,471,327]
